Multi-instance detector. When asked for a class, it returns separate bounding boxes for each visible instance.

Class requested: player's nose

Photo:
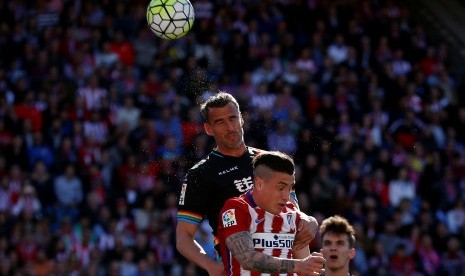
[225,121,235,130]
[282,190,291,201]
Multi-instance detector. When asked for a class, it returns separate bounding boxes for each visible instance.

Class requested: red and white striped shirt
[218,191,302,276]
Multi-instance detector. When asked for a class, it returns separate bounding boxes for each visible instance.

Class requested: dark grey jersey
[177,147,262,236]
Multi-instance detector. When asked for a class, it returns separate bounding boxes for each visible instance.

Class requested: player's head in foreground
[200,92,245,156]
[251,151,295,215]
[320,215,356,276]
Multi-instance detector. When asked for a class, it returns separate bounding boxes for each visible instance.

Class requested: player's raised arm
[293,212,319,250]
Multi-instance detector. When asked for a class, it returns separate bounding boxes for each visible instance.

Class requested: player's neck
[323,268,351,276]
[215,144,247,157]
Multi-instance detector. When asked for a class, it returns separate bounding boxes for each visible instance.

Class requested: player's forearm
[292,245,310,259]
[240,250,297,273]
[176,232,218,270]
[227,231,298,273]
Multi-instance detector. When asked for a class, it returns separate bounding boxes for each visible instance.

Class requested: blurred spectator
[0,119,12,150]
[28,132,54,170]
[11,184,41,220]
[133,196,159,232]
[15,92,43,133]
[96,41,121,69]
[440,236,465,276]
[78,75,108,112]
[388,167,416,208]
[53,163,83,222]
[120,248,138,276]
[446,199,465,235]
[266,119,297,155]
[327,33,349,64]
[83,111,109,145]
[250,82,276,112]
[417,233,440,275]
[367,238,390,275]
[388,243,417,275]
[16,232,39,264]
[109,30,135,67]
[4,135,30,172]
[116,95,141,131]
[154,229,176,275]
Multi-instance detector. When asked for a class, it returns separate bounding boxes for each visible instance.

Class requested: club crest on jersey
[178,183,187,205]
[222,209,237,227]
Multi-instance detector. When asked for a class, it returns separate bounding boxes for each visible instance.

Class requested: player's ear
[239,114,244,126]
[204,122,213,136]
[254,176,263,189]
[349,248,356,259]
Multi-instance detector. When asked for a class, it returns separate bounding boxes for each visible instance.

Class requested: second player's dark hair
[252,151,295,175]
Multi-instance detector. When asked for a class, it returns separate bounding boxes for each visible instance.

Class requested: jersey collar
[245,190,258,208]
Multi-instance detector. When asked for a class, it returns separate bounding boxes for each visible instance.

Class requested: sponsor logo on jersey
[252,233,295,249]
[222,209,237,227]
[218,166,238,175]
[234,176,253,192]
[178,183,187,205]
[255,218,265,224]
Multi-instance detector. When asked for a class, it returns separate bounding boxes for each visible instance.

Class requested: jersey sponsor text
[251,233,295,249]
[218,166,239,175]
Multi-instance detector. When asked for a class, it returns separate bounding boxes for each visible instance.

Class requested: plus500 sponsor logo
[252,233,294,249]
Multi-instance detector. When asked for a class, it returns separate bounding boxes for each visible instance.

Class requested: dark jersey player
[176,92,318,276]
[178,146,261,237]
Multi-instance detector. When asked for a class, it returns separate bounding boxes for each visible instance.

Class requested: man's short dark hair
[320,215,356,248]
[200,92,240,122]
[252,151,295,176]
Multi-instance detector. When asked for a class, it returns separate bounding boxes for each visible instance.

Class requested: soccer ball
[146,0,195,40]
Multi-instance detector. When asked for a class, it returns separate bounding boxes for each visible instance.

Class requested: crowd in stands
[1,0,465,275]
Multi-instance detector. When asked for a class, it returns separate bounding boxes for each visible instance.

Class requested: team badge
[222,209,237,227]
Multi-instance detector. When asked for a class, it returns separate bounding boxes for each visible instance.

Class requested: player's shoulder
[224,194,247,205]
[222,194,249,210]
[246,146,264,157]
[189,150,221,170]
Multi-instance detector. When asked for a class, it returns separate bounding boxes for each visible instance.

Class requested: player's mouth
[329,254,338,260]
[226,133,238,140]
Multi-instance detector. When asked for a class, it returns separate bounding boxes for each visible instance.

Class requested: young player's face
[257,171,294,215]
[321,232,355,273]
[204,102,245,153]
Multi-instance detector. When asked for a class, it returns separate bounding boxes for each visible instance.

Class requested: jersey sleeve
[218,197,251,240]
[177,165,211,225]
